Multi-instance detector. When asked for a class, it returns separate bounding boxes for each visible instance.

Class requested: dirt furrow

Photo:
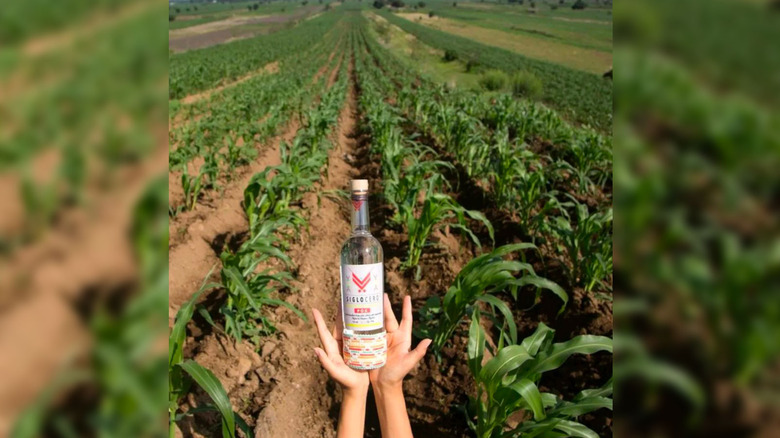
[168,54,346,323]
[168,124,289,322]
[251,55,359,438]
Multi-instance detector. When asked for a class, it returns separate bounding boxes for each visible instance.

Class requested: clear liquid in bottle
[339,179,386,370]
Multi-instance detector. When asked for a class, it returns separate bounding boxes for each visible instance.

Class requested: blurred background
[0,0,168,436]
[613,0,780,437]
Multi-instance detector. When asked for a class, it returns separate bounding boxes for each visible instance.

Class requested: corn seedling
[170,274,250,438]
[466,314,613,438]
[417,244,567,354]
[402,192,493,270]
[551,203,613,292]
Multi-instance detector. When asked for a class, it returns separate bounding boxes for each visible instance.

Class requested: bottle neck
[351,192,370,233]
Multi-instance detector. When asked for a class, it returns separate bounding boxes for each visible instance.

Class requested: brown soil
[169,6,324,52]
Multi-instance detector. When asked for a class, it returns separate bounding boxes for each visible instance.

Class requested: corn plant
[551,203,613,292]
[243,168,306,235]
[218,240,303,345]
[170,276,250,438]
[417,244,567,354]
[466,313,613,438]
[402,192,493,270]
[221,134,258,173]
[385,149,454,226]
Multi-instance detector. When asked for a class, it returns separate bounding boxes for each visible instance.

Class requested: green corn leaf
[479,345,531,392]
[528,336,612,375]
[573,378,613,401]
[476,294,517,345]
[552,420,599,438]
[178,360,235,438]
[261,298,308,322]
[520,323,555,357]
[548,397,612,418]
[170,271,219,367]
[467,309,486,376]
[510,378,545,421]
[513,276,568,313]
[223,266,260,311]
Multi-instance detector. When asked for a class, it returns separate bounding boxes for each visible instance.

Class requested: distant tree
[373,0,385,7]
[559,0,565,4]
[453,1,457,6]
[530,0,535,7]
[550,3,558,9]
[255,3,260,9]
[319,0,323,4]
[169,14,176,21]
[418,1,426,6]
[302,0,309,4]
[248,5,252,11]
[428,10,435,17]
[194,6,198,11]
[175,7,181,13]
[390,0,405,7]
[571,0,586,9]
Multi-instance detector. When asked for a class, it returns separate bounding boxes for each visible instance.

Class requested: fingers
[312,308,339,357]
[405,338,432,369]
[314,347,339,376]
[383,293,399,332]
[335,305,344,339]
[400,295,413,333]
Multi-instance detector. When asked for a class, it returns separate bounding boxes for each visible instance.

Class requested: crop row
[169,11,341,99]
[169,24,353,438]
[359,16,613,296]
[169,25,345,214]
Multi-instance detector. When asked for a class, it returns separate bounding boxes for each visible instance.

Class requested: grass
[365,12,481,89]
[397,12,611,73]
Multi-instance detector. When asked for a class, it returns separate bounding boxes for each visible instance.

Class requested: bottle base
[342,330,387,371]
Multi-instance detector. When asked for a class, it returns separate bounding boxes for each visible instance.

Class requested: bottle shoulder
[340,233,384,262]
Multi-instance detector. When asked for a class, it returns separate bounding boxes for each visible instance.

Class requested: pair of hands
[312,294,432,395]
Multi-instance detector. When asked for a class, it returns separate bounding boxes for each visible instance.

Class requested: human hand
[369,294,431,390]
[312,308,370,395]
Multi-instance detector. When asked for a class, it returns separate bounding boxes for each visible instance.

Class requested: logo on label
[351,272,370,292]
[352,199,364,211]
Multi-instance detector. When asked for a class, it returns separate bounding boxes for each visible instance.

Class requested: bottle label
[340,262,383,330]
[343,331,387,370]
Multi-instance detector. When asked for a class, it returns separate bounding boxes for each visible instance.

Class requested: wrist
[372,380,403,398]
[343,381,369,399]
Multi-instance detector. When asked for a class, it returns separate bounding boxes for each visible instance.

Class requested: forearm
[373,382,413,438]
[337,387,368,438]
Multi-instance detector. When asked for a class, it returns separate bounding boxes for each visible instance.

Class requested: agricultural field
[168,1,327,52]
[169,2,612,438]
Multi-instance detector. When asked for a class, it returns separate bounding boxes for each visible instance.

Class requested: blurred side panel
[614,0,780,437]
[0,0,168,436]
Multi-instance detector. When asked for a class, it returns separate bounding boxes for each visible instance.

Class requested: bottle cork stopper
[351,179,368,192]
